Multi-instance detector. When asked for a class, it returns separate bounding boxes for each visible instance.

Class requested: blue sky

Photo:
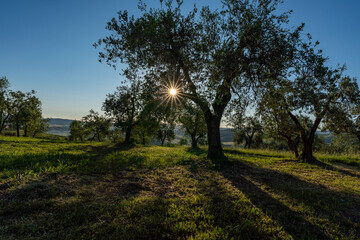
[0,0,359,119]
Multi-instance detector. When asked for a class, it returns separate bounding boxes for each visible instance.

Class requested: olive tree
[0,76,10,133]
[69,120,87,142]
[260,41,360,163]
[94,0,302,162]
[103,79,143,144]
[83,110,111,142]
[177,101,206,149]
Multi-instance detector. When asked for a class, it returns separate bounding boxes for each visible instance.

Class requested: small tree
[7,90,39,137]
[134,116,160,145]
[178,102,206,149]
[232,116,263,149]
[83,110,111,142]
[108,127,123,143]
[0,76,10,133]
[22,93,42,137]
[28,118,50,138]
[261,41,360,163]
[103,79,142,144]
[69,120,87,142]
[157,121,175,146]
[324,107,360,145]
[260,102,301,158]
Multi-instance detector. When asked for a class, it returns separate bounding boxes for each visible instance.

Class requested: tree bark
[299,138,316,163]
[16,121,20,137]
[177,54,231,163]
[205,116,225,161]
[124,126,132,144]
[190,134,198,149]
[142,132,146,145]
[288,139,299,158]
[160,135,166,146]
[24,125,27,137]
[299,117,322,163]
[0,114,10,134]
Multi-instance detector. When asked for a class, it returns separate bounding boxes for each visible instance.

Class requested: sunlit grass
[0,136,359,239]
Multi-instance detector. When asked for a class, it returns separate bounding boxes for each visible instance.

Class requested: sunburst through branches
[157,71,188,110]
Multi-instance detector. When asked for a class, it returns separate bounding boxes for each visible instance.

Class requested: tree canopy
[95,0,303,162]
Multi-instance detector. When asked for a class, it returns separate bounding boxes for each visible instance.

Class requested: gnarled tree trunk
[299,138,316,163]
[16,122,20,137]
[124,127,132,144]
[205,115,225,161]
[190,134,198,149]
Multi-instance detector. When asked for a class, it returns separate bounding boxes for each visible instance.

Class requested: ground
[0,136,359,239]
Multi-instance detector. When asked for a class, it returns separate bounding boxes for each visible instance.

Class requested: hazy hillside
[47,119,236,144]
[47,119,331,146]
[47,118,72,136]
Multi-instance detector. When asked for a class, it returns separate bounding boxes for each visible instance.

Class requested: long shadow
[224,148,360,179]
[0,144,138,177]
[185,147,207,156]
[192,171,307,239]
[0,173,172,239]
[313,160,360,179]
[221,161,360,239]
[224,148,288,159]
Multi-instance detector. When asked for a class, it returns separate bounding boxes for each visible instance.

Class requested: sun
[156,70,189,111]
[169,88,177,96]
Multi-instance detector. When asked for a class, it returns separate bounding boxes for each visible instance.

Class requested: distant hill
[46,119,331,146]
[47,118,73,136]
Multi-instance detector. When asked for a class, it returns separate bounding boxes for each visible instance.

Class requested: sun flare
[156,70,190,111]
[169,88,177,96]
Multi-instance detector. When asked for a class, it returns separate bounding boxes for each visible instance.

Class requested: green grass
[0,136,359,239]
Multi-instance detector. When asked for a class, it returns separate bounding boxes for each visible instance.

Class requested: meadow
[0,136,359,239]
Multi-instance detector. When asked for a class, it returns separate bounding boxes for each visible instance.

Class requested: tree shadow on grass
[0,172,172,239]
[0,144,140,179]
[185,147,207,156]
[221,161,360,239]
[312,160,360,179]
[224,149,288,159]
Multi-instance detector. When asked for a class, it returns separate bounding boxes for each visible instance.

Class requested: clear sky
[1,0,359,119]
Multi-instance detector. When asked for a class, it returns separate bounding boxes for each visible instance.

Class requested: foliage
[258,39,360,162]
[177,101,207,148]
[83,110,111,142]
[0,76,10,133]
[27,118,50,138]
[108,127,123,143]
[69,120,87,142]
[157,121,175,146]
[0,77,47,138]
[94,0,303,161]
[103,79,143,144]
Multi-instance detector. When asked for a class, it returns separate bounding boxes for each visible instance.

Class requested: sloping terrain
[0,136,359,239]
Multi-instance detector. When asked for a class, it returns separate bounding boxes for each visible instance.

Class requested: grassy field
[0,136,359,239]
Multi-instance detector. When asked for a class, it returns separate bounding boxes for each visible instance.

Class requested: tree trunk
[124,127,132,144]
[90,134,96,142]
[248,135,254,149]
[287,139,299,159]
[0,114,9,134]
[142,132,146,145]
[160,133,166,146]
[16,122,20,137]
[205,116,226,162]
[24,125,27,137]
[299,138,316,163]
[190,134,198,149]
